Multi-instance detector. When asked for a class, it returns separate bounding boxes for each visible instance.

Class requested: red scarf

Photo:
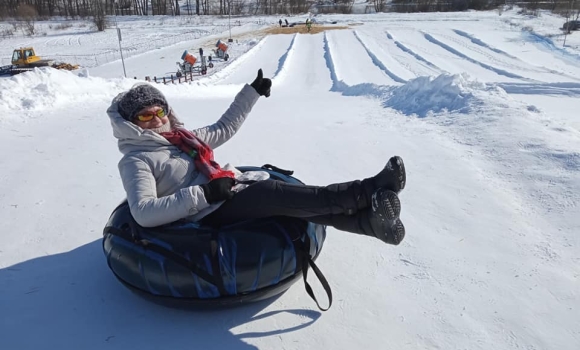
[160,128,235,180]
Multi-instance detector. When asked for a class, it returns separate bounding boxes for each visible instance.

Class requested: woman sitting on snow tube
[104,69,407,310]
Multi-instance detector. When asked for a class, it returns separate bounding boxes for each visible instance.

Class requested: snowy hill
[1,8,579,350]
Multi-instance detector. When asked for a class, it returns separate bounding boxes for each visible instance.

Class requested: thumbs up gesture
[250,69,272,98]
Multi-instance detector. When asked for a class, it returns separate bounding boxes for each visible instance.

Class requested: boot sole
[372,189,401,221]
[388,218,406,245]
[392,156,406,193]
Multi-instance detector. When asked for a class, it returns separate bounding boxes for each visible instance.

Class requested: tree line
[0,0,578,20]
[0,0,315,17]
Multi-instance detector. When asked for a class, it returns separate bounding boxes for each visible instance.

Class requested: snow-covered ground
[1,8,579,350]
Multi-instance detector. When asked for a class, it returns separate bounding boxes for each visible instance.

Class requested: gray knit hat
[117,84,169,121]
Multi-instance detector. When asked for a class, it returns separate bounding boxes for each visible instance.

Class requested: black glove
[250,69,272,97]
[200,178,235,204]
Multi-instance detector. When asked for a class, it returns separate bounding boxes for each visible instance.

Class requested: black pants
[201,179,372,234]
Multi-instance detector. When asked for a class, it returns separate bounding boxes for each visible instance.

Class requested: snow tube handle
[261,164,294,176]
[294,233,332,311]
[303,256,333,312]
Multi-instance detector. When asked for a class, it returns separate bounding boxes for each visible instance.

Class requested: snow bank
[0,68,244,121]
[0,68,131,118]
[383,73,510,117]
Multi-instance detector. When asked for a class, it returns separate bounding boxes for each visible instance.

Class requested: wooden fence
[138,69,202,85]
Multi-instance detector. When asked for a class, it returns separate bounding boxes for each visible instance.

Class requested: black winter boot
[360,188,405,245]
[321,156,406,215]
[308,188,405,245]
[322,180,374,216]
[371,187,401,220]
[369,156,406,194]
[365,214,406,245]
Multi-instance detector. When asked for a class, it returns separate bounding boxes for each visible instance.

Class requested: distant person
[107,69,407,245]
[285,19,289,26]
[279,19,282,27]
[306,18,312,32]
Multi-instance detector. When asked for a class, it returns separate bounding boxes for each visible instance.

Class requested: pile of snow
[247,38,260,46]
[0,68,130,118]
[0,68,248,120]
[382,73,510,117]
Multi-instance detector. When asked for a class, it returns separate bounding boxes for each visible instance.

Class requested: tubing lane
[385,30,443,77]
[273,33,334,93]
[387,29,511,83]
[218,35,295,85]
[324,30,400,86]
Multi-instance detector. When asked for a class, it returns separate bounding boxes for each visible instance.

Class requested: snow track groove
[324,30,398,87]
[271,34,298,81]
[440,31,530,72]
[452,29,517,58]
[386,31,441,72]
[275,33,333,92]
[443,29,580,82]
[322,32,389,97]
[498,82,580,96]
[422,32,529,81]
[522,31,580,65]
[352,31,407,83]
[388,29,508,82]
[322,32,346,91]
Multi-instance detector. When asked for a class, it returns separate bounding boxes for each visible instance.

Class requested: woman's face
[133,105,170,129]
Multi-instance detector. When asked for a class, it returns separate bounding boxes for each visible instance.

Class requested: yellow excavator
[1,47,78,76]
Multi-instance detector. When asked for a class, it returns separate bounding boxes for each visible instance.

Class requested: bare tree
[91,0,107,31]
[252,0,261,14]
[134,0,148,15]
[372,0,385,12]
[336,0,354,14]
[234,0,245,14]
[287,0,303,14]
[562,0,576,34]
[17,4,38,36]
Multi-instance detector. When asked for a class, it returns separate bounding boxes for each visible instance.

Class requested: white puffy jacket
[108,84,264,227]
